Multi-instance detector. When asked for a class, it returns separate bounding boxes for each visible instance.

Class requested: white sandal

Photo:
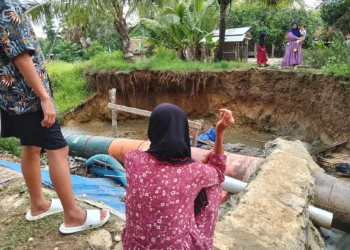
[59,209,110,234]
[26,199,64,221]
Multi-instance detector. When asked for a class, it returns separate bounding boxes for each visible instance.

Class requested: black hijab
[289,22,301,37]
[258,32,266,46]
[147,103,207,215]
[147,103,194,165]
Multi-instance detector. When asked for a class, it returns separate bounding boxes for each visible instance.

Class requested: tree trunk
[46,22,61,62]
[332,11,350,35]
[195,45,202,61]
[179,49,186,61]
[215,2,229,61]
[114,18,134,62]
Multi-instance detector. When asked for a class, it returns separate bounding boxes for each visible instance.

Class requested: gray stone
[113,235,122,242]
[87,229,113,250]
[113,243,123,250]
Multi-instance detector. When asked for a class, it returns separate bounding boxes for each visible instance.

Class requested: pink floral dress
[122,150,227,249]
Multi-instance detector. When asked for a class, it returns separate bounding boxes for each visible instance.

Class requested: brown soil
[63,69,350,152]
[0,167,125,250]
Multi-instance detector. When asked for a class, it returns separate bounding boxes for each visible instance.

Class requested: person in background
[122,103,234,249]
[280,22,304,69]
[294,25,306,52]
[257,32,268,67]
[0,0,109,233]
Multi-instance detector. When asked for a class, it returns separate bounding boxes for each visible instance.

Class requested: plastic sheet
[86,154,127,187]
[197,127,216,146]
[0,160,126,214]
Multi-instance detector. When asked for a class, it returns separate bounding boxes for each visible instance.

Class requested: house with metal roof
[211,27,252,61]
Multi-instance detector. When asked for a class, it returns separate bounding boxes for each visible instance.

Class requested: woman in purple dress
[281,22,304,68]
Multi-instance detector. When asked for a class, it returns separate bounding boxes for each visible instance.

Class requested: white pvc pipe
[222,176,247,194]
[308,205,333,229]
[222,176,333,229]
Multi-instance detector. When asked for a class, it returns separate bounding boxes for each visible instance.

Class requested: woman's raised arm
[199,110,235,186]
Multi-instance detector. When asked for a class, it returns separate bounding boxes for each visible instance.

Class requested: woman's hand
[201,149,213,164]
[216,109,235,134]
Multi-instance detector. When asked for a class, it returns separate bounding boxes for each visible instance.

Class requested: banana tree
[141,0,219,60]
[202,33,218,62]
[26,0,164,62]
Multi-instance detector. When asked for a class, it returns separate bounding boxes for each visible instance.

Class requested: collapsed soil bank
[63,69,350,151]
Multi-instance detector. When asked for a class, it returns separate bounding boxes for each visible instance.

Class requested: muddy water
[62,120,274,149]
[62,120,148,138]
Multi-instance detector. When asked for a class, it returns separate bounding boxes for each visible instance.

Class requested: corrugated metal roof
[201,27,251,43]
[211,34,246,42]
[212,27,250,37]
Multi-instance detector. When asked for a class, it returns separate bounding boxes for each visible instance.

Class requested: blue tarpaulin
[197,127,216,147]
[0,160,126,214]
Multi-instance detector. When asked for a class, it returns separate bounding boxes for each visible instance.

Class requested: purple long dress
[281,32,302,66]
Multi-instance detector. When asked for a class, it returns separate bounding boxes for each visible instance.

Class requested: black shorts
[0,109,67,150]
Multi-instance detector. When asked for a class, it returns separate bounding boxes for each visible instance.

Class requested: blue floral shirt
[0,0,55,115]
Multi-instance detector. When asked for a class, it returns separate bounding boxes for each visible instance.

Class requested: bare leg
[294,42,299,52]
[21,146,51,216]
[46,146,107,227]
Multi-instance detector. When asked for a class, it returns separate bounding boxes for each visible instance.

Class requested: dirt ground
[64,69,350,153]
[0,166,125,250]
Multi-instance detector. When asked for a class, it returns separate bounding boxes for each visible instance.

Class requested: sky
[305,0,321,7]
[31,0,322,38]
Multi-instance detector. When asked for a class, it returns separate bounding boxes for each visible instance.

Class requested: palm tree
[26,0,164,62]
[141,0,219,60]
[214,0,304,61]
[332,1,350,35]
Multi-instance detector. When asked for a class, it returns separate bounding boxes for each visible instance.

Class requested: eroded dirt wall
[63,69,350,150]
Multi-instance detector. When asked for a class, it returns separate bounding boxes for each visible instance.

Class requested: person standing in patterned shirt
[0,0,109,233]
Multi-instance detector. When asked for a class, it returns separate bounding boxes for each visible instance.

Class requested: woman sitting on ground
[122,103,234,249]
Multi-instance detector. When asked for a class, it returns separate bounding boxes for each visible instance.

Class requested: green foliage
[320,0,350,35]
[227,3,323,49]
[82,42,106,60]
[63,12,121,51]
[27,0,165,60]
[47,61,89,114]
[53,40,84,62]
[320,0,348,26]
[304,37,350,69]
[50,40,106,62]
[84,46,250,71]
[141,0,219,60]
[325,63,350,77]
[41,21,59,57]
[0,138,21,157]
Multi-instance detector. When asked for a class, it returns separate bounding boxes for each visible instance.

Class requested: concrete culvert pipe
[313,172,350,232]
[63,134,345,232]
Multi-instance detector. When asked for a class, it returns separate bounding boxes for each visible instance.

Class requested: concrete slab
[214,138,326,250]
